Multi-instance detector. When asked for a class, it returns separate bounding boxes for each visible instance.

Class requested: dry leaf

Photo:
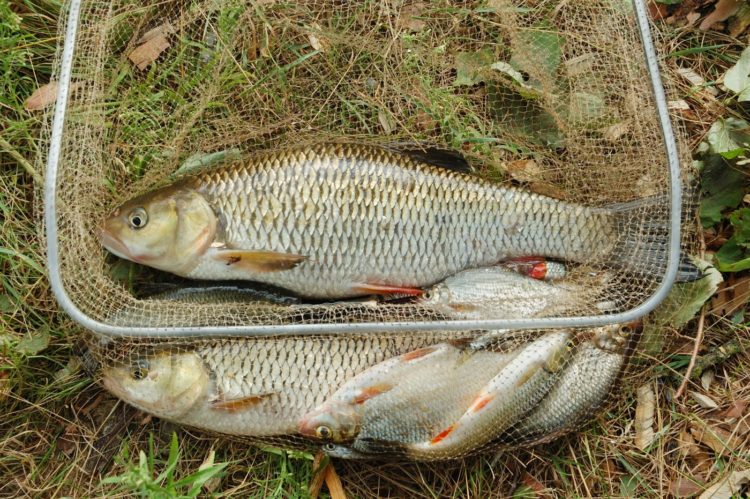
[676,67,719,96]
[722,400,748,420]
[378,109,394,134]
[700,370,715,391]
[709,275,750,317]
[670,476,704,498]
[690,423,742,455]
[129,33,171,70]
[324,463,347,499]
[691,391,719,410]
[678,428,702,458]
[698,469,750,499]
[397,2,427,32]
[668,100,691,111]
[529,182,566,200]
[136,22,174,44]
[307,23,326,52]
[506,159,542,183]
[686,12,701,27]
[24,81,84,111]
[700,0,742,31]
[564,53,595,78]
[602,121,630,142]
[521,472,547,496]
[635,383,656,451]
[729,3,750,37]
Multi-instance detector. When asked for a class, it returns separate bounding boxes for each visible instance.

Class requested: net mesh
[41,0,699,459]
[45,0,683,330]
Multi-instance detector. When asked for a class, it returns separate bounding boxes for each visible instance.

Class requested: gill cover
[98,181,217,276]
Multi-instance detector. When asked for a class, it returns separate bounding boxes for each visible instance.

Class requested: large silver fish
[98,144,655,299]
[100,332,468,437]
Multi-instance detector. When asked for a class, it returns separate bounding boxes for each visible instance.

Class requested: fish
[98,143,661,299]
[296,340,519,447]
[100,332,470,436]
[506,321,640,442]
[402,330,572,459]
[417,265,594,320]
[146,284,300,305]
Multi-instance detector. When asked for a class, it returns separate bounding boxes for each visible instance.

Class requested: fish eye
[323,443,336,451]
[315,425,333,440]
[423,291,432,301]
[128,208,148,230]
[130,359,149,380]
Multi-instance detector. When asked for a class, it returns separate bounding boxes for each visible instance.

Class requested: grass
[1,0,750,497]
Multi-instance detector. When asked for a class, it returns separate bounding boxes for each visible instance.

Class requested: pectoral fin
[211,393,275,412]
[213,249,307,272]
[352,282,423,296]
[353,383,393,404]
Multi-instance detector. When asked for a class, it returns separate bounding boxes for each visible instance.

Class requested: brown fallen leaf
[635,383,656,451]
[129,33,171,70]
[670,476,705,498]
[529,182,566,200]
[700,0,742,31]
[506,159,542,183]
[397,2,427,32]
[648,1,668,20]
[689,423,742,455]
[698,469,750,499]
[24,81,84,111]
[729,3,750,37]
[307,23,327,52]
[722,400,748,420]
[309,451,327,499]
[678,428,702,459]
[602,121,630,142]
[136,22,174,44]
[709,275,750,317]
[686,11,701,27]
[324,463,347,499]
[700,369,714,391]
[676,67,719,97]
[521,472,548,497]
[377,109,394,134]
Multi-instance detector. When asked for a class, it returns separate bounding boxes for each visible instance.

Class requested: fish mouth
[96,226,137,262]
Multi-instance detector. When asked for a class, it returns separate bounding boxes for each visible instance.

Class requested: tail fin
[608,196,701,283]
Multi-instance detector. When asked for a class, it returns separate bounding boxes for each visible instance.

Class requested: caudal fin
[608,196,701,283]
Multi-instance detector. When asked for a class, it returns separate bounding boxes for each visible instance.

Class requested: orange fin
[353,383,393,404]
[430,424,455,444]
[469,394,493,413]
[214,250,306,272]
[401,346,438,362]
[352,282,423,296]
[211,393,274,412]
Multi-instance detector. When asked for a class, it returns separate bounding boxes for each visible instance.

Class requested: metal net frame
[42,0,685,338]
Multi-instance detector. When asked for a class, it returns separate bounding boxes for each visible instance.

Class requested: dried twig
[675,306,706,399]
[324,462,347,499]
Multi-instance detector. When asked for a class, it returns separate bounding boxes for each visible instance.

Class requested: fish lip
[96,225,139,262]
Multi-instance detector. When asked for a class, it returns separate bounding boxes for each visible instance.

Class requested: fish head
[101,351,210,419]
[418,282,452,310]
[593,320,643,352]
[297,401,360,443]
[97,182,217,275]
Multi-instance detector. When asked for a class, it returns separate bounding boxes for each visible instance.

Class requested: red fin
[353,383,392,404]
[214,249,306,272]
[469,394,493,413]
[503,256,549,280]
[401,346,438,362]
[211,393,273,412]
[528,262,548,280]
[352,282,423,296]
[430,424,455,444]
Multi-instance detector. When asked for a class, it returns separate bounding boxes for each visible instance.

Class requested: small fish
[100,332,466,436]
[98,143,665,299]
[404,331,572,459]
[147,284,300,305]
[417,265,593,320]
[507,321,641,442]
[297,339,518,448]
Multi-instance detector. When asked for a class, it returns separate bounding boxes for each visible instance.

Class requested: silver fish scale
[192,334,447,427]
[197,144,615,298]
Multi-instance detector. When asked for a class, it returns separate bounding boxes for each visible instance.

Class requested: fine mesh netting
[89,323,640,460]
[42,0,688,331]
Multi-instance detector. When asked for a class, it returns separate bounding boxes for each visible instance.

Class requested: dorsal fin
[383,143,473,174]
